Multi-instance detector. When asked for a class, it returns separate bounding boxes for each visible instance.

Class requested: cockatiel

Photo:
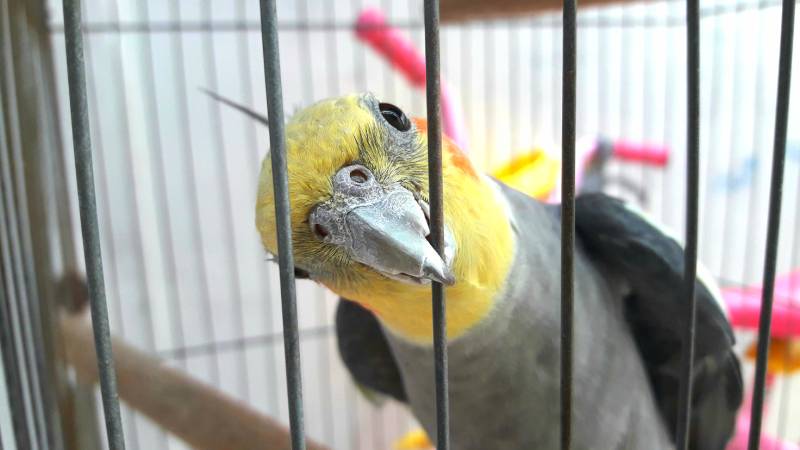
[254,93,742,450]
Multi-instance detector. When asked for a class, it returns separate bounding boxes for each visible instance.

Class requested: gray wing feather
[574,193,742,450]
[335,298,407,403]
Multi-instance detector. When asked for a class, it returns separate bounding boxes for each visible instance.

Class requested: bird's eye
[379,102,411,132]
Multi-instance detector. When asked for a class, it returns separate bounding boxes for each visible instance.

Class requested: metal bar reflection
[561,0,577,447]
[675,0,701,448]
[257,1,306,449]
[61,0,126,448]
[747,0,795,448]
[423,1,449,449]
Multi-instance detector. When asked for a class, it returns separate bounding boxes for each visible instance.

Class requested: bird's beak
[309,165,456,286]
[344,188,455,286]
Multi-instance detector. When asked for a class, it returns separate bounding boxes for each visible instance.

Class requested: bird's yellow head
[256,93,514,341]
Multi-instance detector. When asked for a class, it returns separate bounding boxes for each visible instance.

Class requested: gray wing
[574,193,742,450]
[335,298,407,403]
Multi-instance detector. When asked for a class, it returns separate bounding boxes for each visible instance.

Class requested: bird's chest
[386,293,565,450]
[384,279,673,450]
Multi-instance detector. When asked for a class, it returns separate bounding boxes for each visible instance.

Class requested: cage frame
[0,0,795,449]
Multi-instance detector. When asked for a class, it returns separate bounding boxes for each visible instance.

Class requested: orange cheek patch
[413,117,428,133]
[443,139,478,179]
[413,118,478,179]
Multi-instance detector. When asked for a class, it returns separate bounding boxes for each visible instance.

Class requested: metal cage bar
[561,0,577,448]
[61,0,126,448]
[0,54,34,449]
[423,1,450,449]
[747,0,796,448]
[257,1,306,450]
[0,253,31,450]
[675,0,701,448]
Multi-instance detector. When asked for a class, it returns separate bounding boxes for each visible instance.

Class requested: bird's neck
[330,175,516,343]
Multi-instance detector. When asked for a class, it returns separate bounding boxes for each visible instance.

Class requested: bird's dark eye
[379,102,411,132]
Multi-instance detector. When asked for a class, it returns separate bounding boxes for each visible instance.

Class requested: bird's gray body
[335,182,741,450]
[384,185,674,450]
[214,87,739,448]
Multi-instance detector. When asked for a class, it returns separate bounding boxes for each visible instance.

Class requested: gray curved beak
[345,190,455,286]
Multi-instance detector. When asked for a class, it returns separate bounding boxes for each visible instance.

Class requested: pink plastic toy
[724,269,800,338]
[546,137,672,203]
[726,375,800,450]
[611,139,670,166]
[355,8,470,152]
[721,270,800,449]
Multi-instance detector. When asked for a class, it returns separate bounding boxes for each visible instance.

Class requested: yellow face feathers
[257,94,428,280]
[256,94,370,266]
[256,93,515,341]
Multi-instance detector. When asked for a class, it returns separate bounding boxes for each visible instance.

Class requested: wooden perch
[441,0,631,22]
[60,313,330,450]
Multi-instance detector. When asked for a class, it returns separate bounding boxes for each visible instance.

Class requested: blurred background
[1,0,799,449]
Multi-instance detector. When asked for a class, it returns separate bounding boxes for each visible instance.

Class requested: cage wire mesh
[27,0,800,448]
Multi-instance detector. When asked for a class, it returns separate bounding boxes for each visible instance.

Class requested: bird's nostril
[349,168,369,184]
[313,223,330,240]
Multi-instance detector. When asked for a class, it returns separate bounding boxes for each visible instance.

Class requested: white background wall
[35,0,800,448]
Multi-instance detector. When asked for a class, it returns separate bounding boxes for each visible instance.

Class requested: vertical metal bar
[60,0,126,449]
[0,224,31,450]
[0,3,49,445]
[0,340,9,450]
[0,279,17,450]
[747,0,795,448]
[423,1,449,449]
[675,0,700,447]
[0,46,37,450]
[561,0,576,448]
[8,0,86,445]
[257,1,305,449]
[83,36,144,450]
[82,27,142,450]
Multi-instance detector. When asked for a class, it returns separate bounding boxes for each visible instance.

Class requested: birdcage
[0,0,797,449]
